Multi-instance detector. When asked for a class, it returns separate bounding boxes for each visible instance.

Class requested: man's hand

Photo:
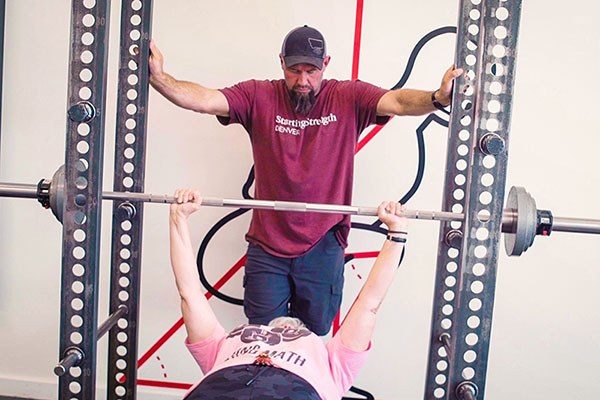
[435,65,464,106]
[146,41,229,116]
[377,201,408,232]
[170,189,202,219]
[149,40,165,81]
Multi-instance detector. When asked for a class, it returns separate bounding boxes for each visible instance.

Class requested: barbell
[0,165,598,256]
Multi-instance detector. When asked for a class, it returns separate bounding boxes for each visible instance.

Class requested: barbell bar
[0,165,599,257]
[3,180,461,219]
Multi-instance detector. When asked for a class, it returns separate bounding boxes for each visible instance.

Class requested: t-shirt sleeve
[326,332,372,395]
[216,80,257,129]
[352,80,390,133]
[185,322,227,374]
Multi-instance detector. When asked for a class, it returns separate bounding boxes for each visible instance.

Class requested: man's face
[281,56,330,115]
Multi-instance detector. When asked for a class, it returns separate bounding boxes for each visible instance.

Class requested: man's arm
[337,201,408,351]
[149,41,230,117]
[376,65,463,116]
[169,189,219,343]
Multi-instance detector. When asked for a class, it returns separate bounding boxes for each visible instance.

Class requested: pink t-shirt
[185,323,370,400]
[218,79,389,257]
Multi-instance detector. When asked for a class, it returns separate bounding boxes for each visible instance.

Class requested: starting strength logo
[274,113,338,136]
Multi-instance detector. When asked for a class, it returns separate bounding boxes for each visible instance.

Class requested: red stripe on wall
[351,251,381,259]
[356,123,388,153]
[137,256,247,368]
[137,379,192,390]
[351,0,365,80]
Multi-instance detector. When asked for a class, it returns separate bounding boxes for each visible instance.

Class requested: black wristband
[387,230,408,235]
[431,90,448,111]
[386,235,407,243]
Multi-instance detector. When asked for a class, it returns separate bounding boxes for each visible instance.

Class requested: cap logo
[308,38,324,55]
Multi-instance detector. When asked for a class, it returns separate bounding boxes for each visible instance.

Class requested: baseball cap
[281,25,327,69]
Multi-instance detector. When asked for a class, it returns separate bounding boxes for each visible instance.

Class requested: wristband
[387,230,408,235]
[386,235,407,243]
[431,90,448,111]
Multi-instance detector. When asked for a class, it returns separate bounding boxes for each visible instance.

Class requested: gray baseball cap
[281,25,327,69]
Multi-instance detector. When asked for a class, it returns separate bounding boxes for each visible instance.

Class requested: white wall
[0,1,598,399]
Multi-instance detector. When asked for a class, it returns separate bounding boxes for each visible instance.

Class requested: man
[150,25,462,335]
[169,188,409,400]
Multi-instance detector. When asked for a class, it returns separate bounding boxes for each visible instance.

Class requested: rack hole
[446,262,458,273]
[466,333,479,346]
[464,350,477,363]
[120,262,131,274]
[81,50,94,64]
[79,86,92,100]
[71,315,83,328]
[82,13,95,27]
[474,245,488,259]
[77,141,89,155]
[469,298,482,311]
[476,227,489,241]
[471,280,484,294]
[496,7,509,20]
[487,100,501,113]
[473,263,486,276]
[81,32,94,46]
[495,26,508,39]
[467,315,481,329]
[462,367,475,380]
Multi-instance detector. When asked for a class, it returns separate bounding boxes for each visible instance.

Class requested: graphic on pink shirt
[227,324,312,344]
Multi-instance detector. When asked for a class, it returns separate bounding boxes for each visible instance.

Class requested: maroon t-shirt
[217,79,389,257]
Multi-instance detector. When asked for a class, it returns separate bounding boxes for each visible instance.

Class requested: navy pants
[243,230,345,336]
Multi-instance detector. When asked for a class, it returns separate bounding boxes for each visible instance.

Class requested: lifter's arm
[337,201,408,351]
[169,189,219,343]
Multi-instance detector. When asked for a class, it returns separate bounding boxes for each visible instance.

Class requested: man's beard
[289,87,316,116]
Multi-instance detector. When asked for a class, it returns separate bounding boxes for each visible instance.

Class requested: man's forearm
[391,89,439,116]
[150,72,216,113]
[378,66,461,117]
